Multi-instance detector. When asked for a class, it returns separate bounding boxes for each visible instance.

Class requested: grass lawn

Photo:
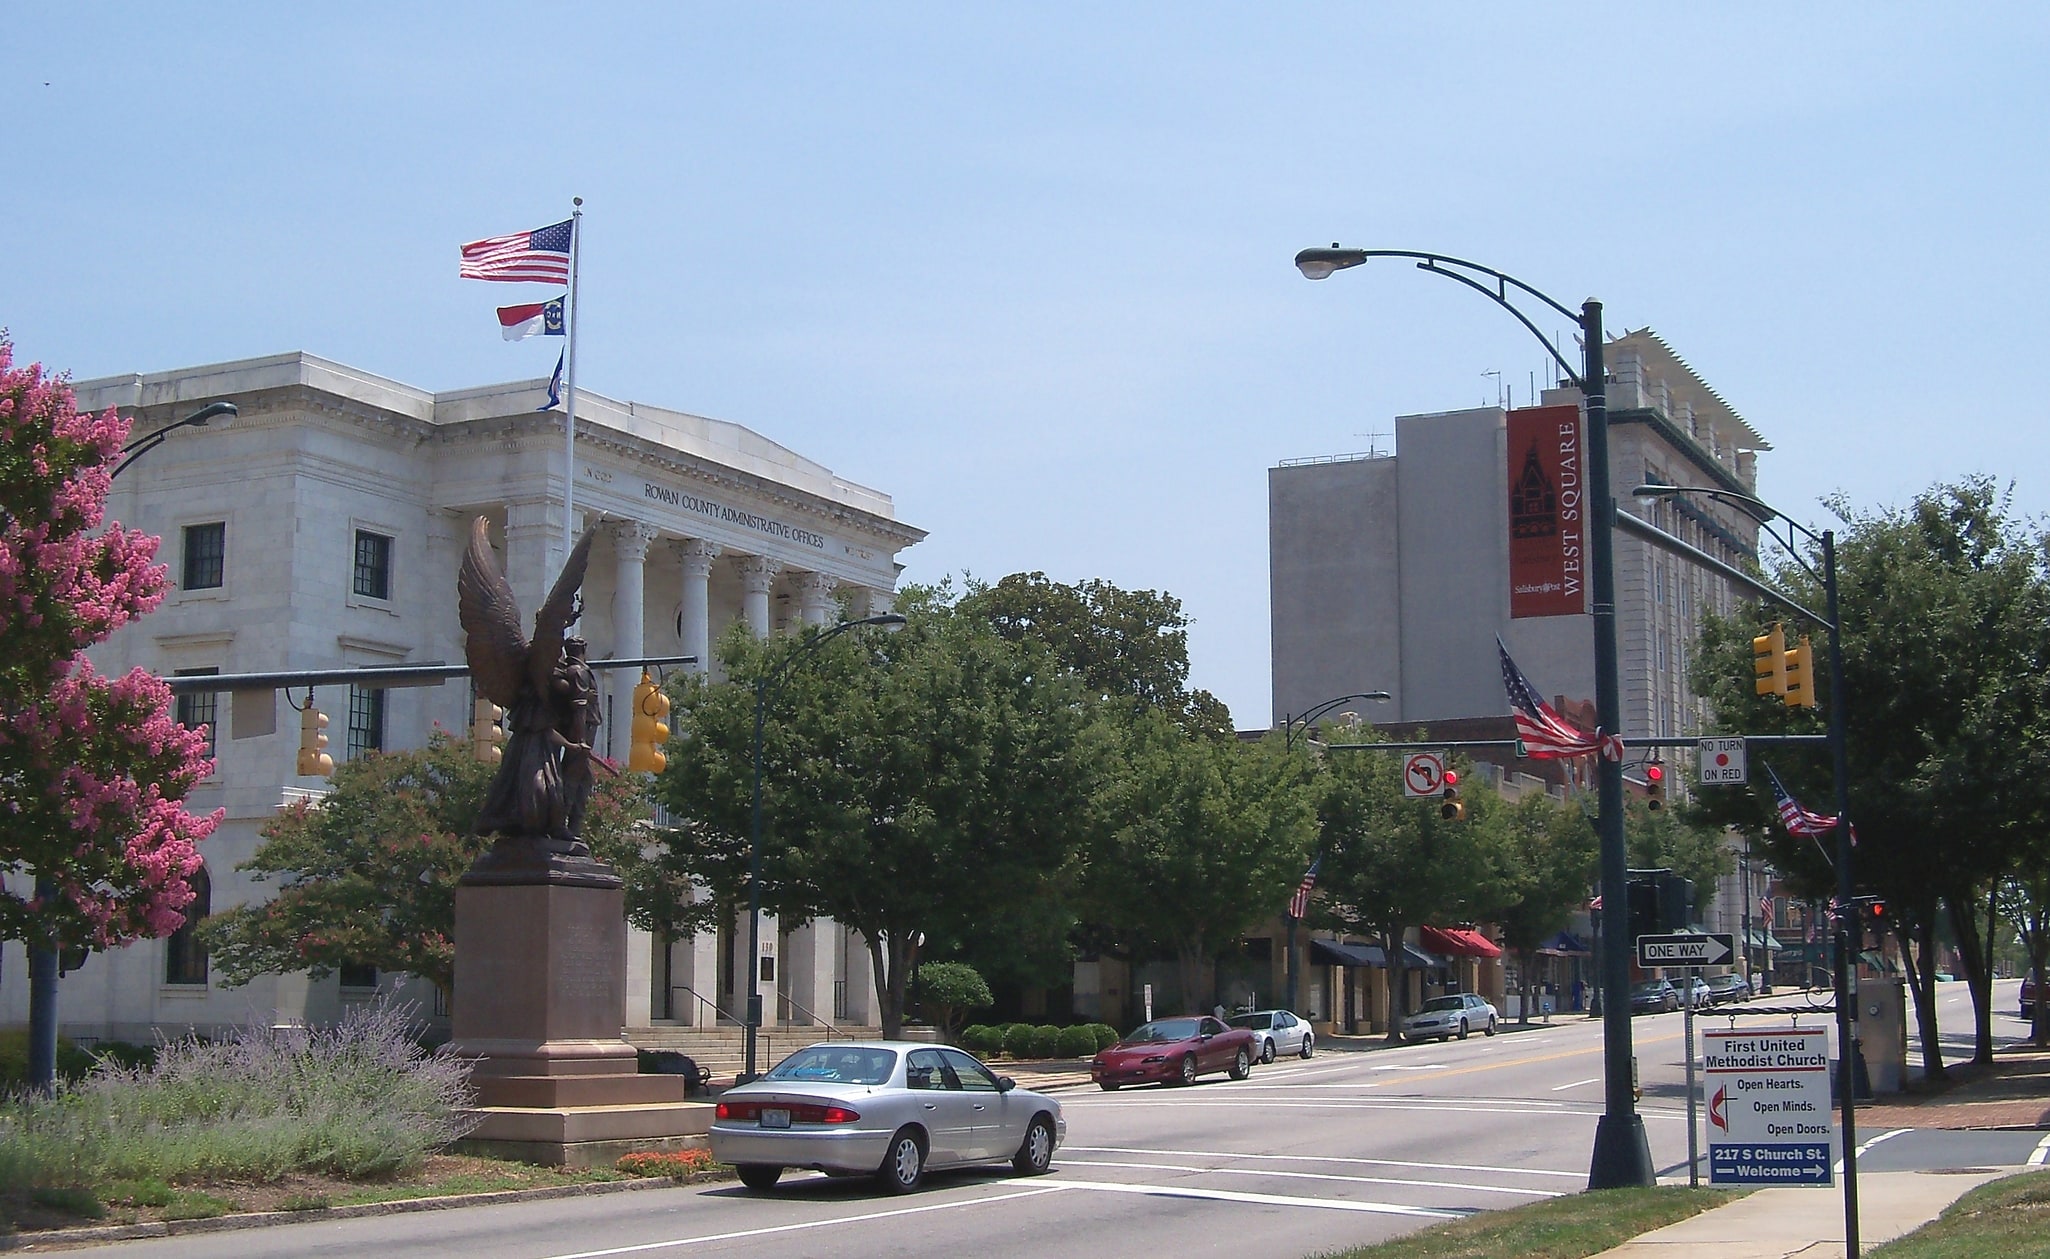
[1870,1170,2050,1259]
[1314,1186,1742,1259]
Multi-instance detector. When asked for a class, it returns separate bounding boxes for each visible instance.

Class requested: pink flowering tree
[0,336,220,952]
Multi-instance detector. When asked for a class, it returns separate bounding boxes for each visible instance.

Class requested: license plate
[759,1108,790,1129]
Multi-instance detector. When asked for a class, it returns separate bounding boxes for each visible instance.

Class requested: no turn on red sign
[1402,752,1446,799]
[1698,737,1747,785]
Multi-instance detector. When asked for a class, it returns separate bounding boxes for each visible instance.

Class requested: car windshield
[1125,1018,1201,1043]
[1418,996,1464,1013]
[1228,1014,1273,1030]
[763,1046,898,1085]
[1631,982,1668,997]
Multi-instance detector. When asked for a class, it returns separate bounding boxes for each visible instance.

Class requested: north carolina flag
[497,296,566,341]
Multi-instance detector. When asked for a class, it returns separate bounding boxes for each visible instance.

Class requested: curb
[2,1171,730,1251]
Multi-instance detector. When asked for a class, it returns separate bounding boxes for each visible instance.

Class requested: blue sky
[6,5,2045,726]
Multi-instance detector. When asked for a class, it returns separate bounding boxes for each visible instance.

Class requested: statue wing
[527,523,600,694]
[457,515,530,709]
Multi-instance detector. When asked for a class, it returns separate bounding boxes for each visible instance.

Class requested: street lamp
[1282,691,1391,752]
[1296,244,1655,1188]
[1634,480,1860,1250]
[25,398,238,1092]
[743,612,907,1082]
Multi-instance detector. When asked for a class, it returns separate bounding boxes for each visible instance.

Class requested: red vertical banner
[1506,404,1588,618]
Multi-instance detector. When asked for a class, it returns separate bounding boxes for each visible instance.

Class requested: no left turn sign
[1402,752,1446,799]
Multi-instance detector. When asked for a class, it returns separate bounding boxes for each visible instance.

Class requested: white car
[1226,1009,1315,1063]
[1400,993,1498,1042]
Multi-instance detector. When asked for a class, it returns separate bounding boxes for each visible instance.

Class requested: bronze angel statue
[458,515,608,857]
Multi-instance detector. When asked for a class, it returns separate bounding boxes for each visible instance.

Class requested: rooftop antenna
[1351,428,1391,457]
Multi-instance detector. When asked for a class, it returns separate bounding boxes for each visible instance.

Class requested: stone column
[791,570,839,627]
[608,521,661,1028]
[736,556,781,638]
[503,500,576,617]
[673,539,720,674]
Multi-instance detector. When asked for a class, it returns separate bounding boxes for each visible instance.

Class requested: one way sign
[1636,932,1736,968]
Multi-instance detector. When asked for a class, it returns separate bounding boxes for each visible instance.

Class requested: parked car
[709,1041,1065,1194]
[1227,1009,1315,1063]
[1400,993,1498,1042]
[1091,1016,1255,1090]
[2022,976,2040,1019]
[1629,979,1680,1014]
[1680,976,1713,1009]
[1703,973,1751,1006]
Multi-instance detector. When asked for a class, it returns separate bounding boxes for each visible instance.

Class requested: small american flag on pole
[1498,638,1605,759]
[460,219,573,283]
[1765,764,1843,839]
[1759,894,1774,922]
[1287,855,1322,920]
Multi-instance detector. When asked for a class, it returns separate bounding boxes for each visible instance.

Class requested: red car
[1090,1015,1255,1090]
[2023,976,2040,1019]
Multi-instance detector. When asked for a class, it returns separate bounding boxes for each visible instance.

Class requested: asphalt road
[87,979,2045,1259]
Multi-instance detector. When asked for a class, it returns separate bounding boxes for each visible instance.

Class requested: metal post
[1286,914,1300,1014]
[1584,299,1656,1188]
[1824,529,1860,1254]
[1742,848,1753,990]
[744,679,766,1083]
[1685,965,1700,1186]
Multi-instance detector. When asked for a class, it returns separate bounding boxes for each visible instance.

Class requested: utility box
[1857,975,1909,1094]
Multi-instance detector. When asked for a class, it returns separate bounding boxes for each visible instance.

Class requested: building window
[353,530,393,600]
[173,667,220,761]
[347,685,385,760]
[182,522,226,590]
[164,865,211,986]
[339,962,378,990]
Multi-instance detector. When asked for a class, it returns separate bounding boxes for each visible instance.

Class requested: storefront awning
[1537,930,1591,956]
[1310,939,1384,968]
[1421,926,1503,959]
[1744,927,1784,950]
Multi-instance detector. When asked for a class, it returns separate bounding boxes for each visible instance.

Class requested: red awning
[1420,926,1502,958]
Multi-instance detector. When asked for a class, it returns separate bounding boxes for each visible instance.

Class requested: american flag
[460,219,573,283]
[1498,638,1601,759]
[1287,855,1322,919]
[1759,894,1774,922]
[1765,764,1840,838]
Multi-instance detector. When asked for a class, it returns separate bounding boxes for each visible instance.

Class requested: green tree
[1495,789,1600,1025]
[963,571,1232,737]
[1313,746,1518,1041]
[201,732,648,1005]
[1080,714,1318,1011]
[1689,479,2050,1070]
[915,960,993,1042]
[649,586,1099,1037]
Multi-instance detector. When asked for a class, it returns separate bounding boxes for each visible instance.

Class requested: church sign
[1506,404,1588,619]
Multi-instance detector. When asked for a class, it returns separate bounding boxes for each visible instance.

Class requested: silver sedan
[708,1041,1066,1194]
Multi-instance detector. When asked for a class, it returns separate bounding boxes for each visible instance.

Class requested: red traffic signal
[1644,762,1666,811]
[1440,769,1465,821]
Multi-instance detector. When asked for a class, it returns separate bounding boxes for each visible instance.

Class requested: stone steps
[625,1025,874,1084]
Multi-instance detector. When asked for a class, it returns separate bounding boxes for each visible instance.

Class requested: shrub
[1090,1024,1121,1051]
[916,962,993,1041]
[957,1025,1002,1056]
[1026,1025,1063,1059]
[1000,1024,1039,1059]
[0,1029,97,1088]
[1055,1025,1098,1058]
[616,1149,713,1179]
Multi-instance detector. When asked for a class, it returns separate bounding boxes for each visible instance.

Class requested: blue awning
[1310,939,1383,968]
[1538,930,1591,956]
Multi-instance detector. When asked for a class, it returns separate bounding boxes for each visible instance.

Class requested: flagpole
[561,197,584,554]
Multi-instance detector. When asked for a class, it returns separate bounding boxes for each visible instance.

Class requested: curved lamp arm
[1284,691,1391,751]
[111,401,237,479]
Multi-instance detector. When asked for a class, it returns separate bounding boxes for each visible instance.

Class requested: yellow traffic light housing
[296,699,334,777]
[471,697,505,763]
[1783,635,1817,709]
[628,672,671,773]
[1752,622,1787,699]
[1439,770,1465,822]
[1645,762,1666,810]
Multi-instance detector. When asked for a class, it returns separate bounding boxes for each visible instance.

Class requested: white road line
[1550,1076,1601,1091]
[2029,1132,2050,1166]
[1057,1157,1563,1198]
[1047,1178,1463,1219]
[1833,1127,1910,1175]
[1064,1144,1584,1180]
[536,1184,1069,1258]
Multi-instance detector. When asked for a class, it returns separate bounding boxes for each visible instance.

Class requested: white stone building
[0,352,923,1046]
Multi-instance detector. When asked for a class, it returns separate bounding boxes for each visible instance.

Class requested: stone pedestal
[450,852,706,1166]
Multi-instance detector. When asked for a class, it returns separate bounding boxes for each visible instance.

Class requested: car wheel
[1098,1081,1120,1091]
[1229,1047,1252,1080]
[1012,1115,1056,1175]
[1177,1054,1198,1086]
[736,1164,783,1192]
[1456,1019,1469,1040]
[1300,1033,1314,1060]
[1484,1016,1497,1036]
[875,1128,925,1194]
[1260,1038,1276,1065]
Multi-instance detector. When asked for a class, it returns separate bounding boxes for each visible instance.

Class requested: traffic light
[1644,762,1666,811]
[471,697,505,763]
[1783,636,1817,709]
[1627,874,1660,940]
[1658,873,1695,932]
[628,672,671,773]
[1439,769,1465,821]
[1855,896,1887,947]
[1753,622,1787,699]
[296,700,333,777]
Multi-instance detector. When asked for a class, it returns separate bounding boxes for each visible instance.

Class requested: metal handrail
[777,990,845,1040]
[670,984,745,1028]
